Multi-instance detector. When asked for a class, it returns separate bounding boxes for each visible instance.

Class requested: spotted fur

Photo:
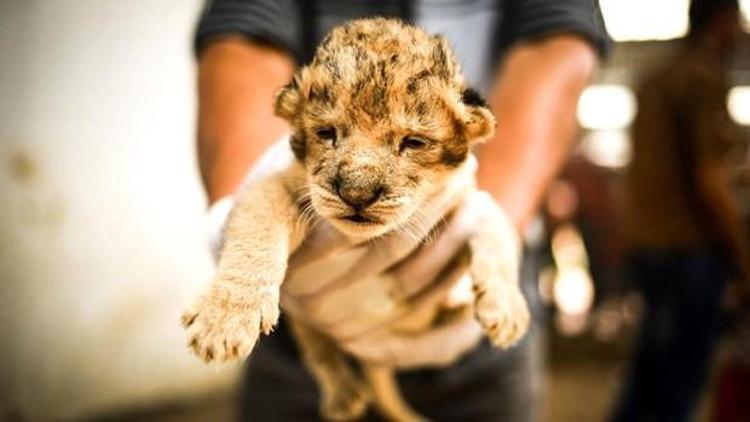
[274,18,495,239]
[275,18,495,166]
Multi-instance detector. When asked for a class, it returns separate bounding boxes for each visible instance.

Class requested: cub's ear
[461,87,495,144]
[274,75,302,121]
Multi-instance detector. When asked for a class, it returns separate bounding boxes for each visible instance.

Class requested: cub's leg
[182,170,307,363]
[363,365,430,422]
[467,192,530,348]
[289,318,370,421]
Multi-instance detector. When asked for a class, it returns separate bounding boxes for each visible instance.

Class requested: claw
[181,289,280,364]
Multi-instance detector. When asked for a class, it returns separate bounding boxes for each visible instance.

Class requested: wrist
[477,178,532,232]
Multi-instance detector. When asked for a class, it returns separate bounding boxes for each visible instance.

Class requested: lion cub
[182,18,530,421]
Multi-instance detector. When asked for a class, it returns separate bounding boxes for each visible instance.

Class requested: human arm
[198,37,294,204]
[690,93,750,295]
[696,163,750,290]
[477,34,597,230]
[685,70,750,296]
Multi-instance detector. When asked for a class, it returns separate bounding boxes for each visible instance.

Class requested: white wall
[0,1,237,420]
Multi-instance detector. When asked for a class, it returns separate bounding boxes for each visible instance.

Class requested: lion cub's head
[275,18,495,238]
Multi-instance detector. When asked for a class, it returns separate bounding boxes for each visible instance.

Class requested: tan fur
[182,18,529,421]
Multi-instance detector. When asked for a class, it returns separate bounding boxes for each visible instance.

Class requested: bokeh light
[728,86,750,126]
[599,0,689,41]
[577,85,637,131]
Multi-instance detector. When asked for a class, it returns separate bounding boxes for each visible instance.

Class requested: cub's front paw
[474,282,530,349]
[181,286,280,363]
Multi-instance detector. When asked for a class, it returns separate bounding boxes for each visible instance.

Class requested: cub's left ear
[461,87,496,144]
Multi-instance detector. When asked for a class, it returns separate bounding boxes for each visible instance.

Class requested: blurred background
[0,0,749,421]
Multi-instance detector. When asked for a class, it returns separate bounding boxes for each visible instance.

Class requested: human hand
[282,187,522,369]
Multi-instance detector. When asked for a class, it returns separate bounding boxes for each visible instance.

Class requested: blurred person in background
[194,1,608,420]
[614,1,750,420]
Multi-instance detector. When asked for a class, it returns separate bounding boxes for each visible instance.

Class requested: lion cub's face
[275,18,495,238]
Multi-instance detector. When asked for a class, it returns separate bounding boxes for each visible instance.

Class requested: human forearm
[198,37,295,204]
[477,35,596,230]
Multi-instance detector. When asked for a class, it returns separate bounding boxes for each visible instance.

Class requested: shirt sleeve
[500,0,612,57]
[194,0,304,62]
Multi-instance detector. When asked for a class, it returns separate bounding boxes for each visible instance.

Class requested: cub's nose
[332,176,385,211]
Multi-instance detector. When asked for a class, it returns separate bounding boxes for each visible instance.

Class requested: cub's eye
[400,136,428,152]
[315,127,337,142]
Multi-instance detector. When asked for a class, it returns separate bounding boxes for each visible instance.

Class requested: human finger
[313,256,471,347]
[387,199,479,301]
[287,219,354,269]
[343,316,483,369]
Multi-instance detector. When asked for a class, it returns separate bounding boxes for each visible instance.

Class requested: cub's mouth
[340,213,382,224]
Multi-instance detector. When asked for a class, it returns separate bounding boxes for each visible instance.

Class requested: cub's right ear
[274,75,301,121]
[460,87,495,144]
